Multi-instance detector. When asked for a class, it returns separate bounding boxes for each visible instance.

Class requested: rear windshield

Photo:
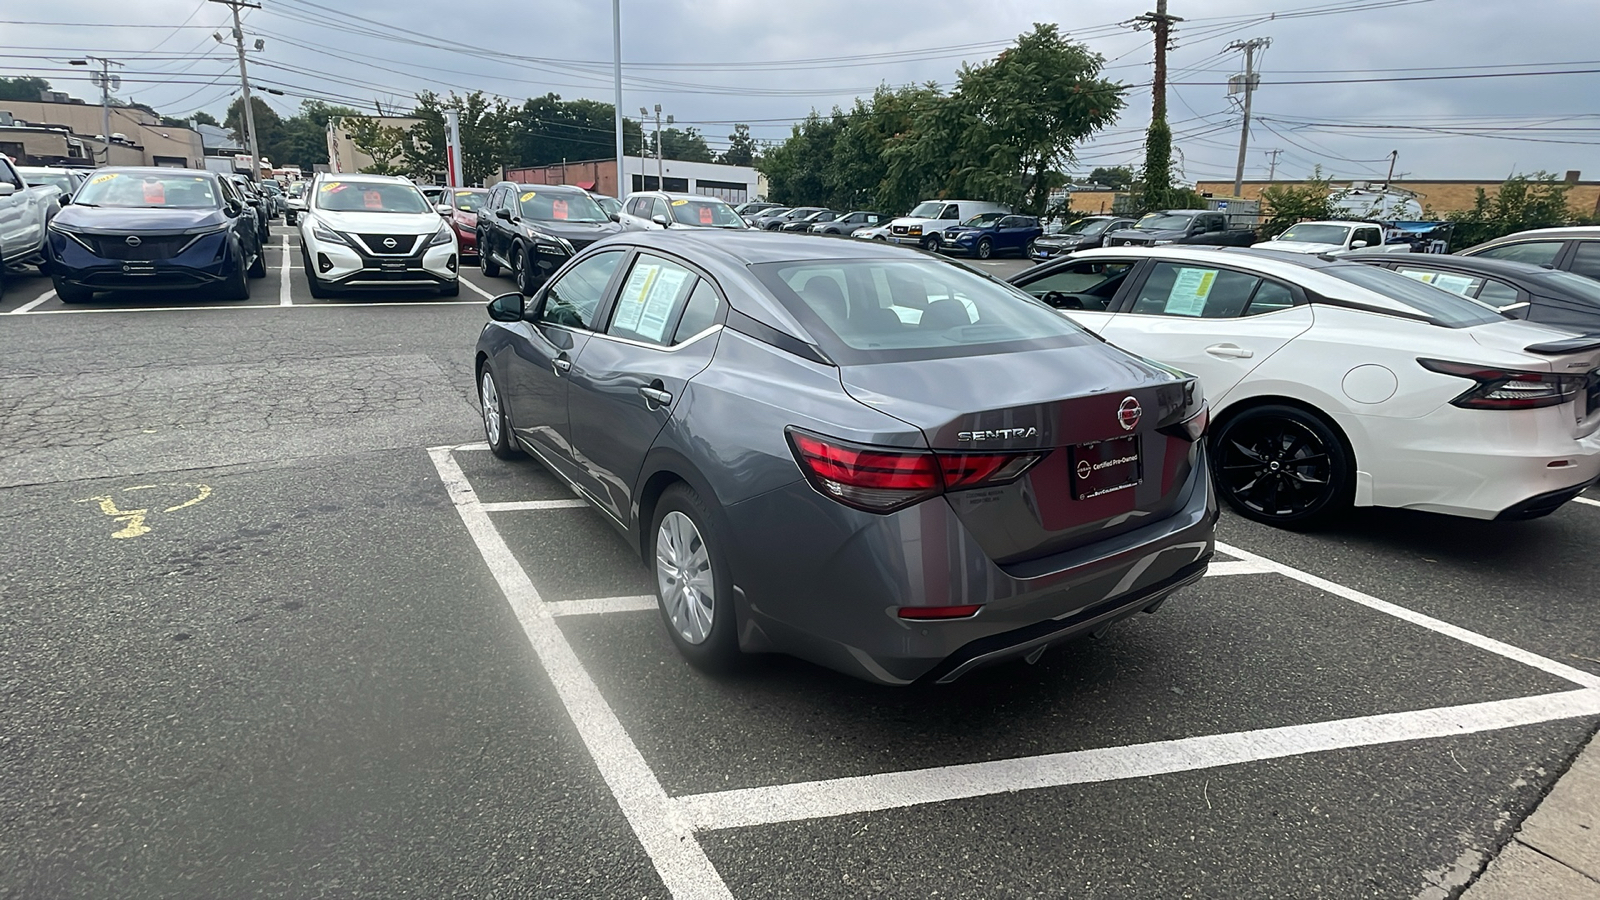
[315,180,430,213]
[751,258,1090,363]
[73,171,220,209]
[1322,265,1504,327]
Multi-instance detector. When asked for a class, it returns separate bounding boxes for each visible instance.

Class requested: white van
[887,199,1011,250]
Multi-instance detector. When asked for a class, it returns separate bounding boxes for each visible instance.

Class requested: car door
[501,248,627,484]
[1096,260,1314,404]
[0,157,33,255]
[566,252,724,523]
[480,186,504,262]
[1011,257,1138,332]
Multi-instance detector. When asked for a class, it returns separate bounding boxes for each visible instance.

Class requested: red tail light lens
[898,605,982,620]
[788,429,1042,513]
[1418,358,1582,410]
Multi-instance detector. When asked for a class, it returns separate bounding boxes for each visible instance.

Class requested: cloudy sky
[7,0,1598,183]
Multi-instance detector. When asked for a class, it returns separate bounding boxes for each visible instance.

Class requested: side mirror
[57,192,71,205]
[0,182,16,196]
[495,207,512,221]
[436,203,452,216]
[245,195,261,206]
[487,292,525,322]
[651,214,669,227]
[608,212,620,223]
[1351,240,1369,249]
[225,200,243,217]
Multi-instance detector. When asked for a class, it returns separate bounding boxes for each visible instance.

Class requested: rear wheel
[652,484,740,672]
[480,236,500,277]
[976,237,993,259]
[1211,404,1352,528]
[478,365,521,459]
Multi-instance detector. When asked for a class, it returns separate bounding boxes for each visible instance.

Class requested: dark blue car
[46,167,266,304]
[938,214,1043,259]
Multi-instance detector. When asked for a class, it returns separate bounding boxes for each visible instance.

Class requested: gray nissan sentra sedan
[474,230,1216,684]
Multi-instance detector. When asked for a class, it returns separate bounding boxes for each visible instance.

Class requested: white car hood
[1251,239,1342,254]
[311,210,440,235]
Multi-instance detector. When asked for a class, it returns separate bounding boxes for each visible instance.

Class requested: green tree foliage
[1444,173,1584,247]
[843,84,944,214]
[1086,166,1134,190]
[344,117,407,176]
[1136,119,1176,213]
[275,100,360,173]
[224,96,287,162]
[0,76,51,101]
[1257,168,1335,238]
[190,111,220,127]
[507,93,642,167]
[401,90,511,186]
[653,126,714,163]
[759,110,846,206]
[719,124,758,166]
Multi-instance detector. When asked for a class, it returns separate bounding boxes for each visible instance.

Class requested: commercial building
[0,99,204,168]
[504,157,761,203]
[1196,174,1600,218]
[324,115,426,175]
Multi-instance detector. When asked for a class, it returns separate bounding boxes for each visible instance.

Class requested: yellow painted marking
[75,483,212,539]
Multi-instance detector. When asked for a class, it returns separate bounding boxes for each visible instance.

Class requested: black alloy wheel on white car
[1211,404,1353,529]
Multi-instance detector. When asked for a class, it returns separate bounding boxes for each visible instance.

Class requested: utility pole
[211,0,263,181]
[68,56,123,165]
[639,104,672,188]
[1265,148,1282,182]
[1131,0,1181,209]
[612,0,624,200]
[1228,37,1270,198]
[1383,150,1398,188]
[1134,0,1181,126]
[638,106,651,190]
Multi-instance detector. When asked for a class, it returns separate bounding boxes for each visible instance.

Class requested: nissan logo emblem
[125,236,142,247]
[1117,396,1142,432]
[1077,460,1093,480]
[382,237,398,249]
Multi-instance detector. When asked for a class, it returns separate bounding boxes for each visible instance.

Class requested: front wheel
[513,244,542,295]
[438,279,459,297]
[1211,404,1352,529]
[478,365,521,459]
[285,212,297,225]
[975,237,993,259]
[248,238,268,278]
[220,245,250,300]
[652,484,741,672]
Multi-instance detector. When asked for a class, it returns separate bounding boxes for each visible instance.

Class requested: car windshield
[961,213,1004,226]
[759,208,790,218]
[452,190,486,213]
[1135,213,1195,231]
[71,171,220,209]
[1533,271,1600,306]
[1277,224,1350,244]
[752,258,1090,363]
[1061,218,1112,236]
[315,180,430,213]
[908,201,946,218]
[21,171,74,194]
[669,197,745,228]
[287,182,305,197]
[1323,265,1504,327]
[516,188,608,222]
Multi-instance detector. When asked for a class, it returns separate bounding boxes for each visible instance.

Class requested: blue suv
[939,214,1043,259]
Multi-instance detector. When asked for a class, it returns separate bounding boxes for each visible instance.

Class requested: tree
[0,76,51,101]
[1444,173,1584,247]
[758,110,845,206]
[401,90,511,186]
[343,117,407,176]
[1137,119,1175,212]
[719,124,758,166]
[1258,168,1334,238]
[654,126,714,163]
[277,100,361,173]
[225,95,287,164]
[507,93,642,168]
[835,84,944,213]
[1085,166,1134,190]
[190,111,219,127]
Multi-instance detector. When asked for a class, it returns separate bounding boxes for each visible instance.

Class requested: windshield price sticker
[551,198,569,220]
[90,172,118,184]
[615,261,692,342]
[699,206,713,224]
[671,199,689,206]
[1165,267,1217,316]
[363,190,383,209]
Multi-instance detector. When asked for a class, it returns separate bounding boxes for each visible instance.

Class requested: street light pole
[68,57,122,165]
[211,0,263,180]
[612,0,624,200]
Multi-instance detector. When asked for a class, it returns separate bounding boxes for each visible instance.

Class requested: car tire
[1026,238,1038,259]
[976,237,993,259]
[285,212,296,225]
[247,239,268,278]
[478,364,522,460]
[512,243,541,295]
[53,278,93,304]
[221,244,251,300]
[1211,404,1353,529]
[438,279,459,297]
[651,483,741,673]
[480,237,501,277]
[302,249,332,299]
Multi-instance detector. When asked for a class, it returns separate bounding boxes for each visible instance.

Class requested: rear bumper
[724,451,1217,684]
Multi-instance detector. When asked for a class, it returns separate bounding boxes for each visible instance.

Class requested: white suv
[298,173,458,297]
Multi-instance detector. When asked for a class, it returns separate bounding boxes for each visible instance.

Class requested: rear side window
[1246,280,1297,315]
[751,259,1087,363]
[1130,263,1261,318]
[1569,241,1600,280]
[1475,279,1522,308]
[1395,266,1483,297]
[1475,241,1563,266]
[1323,265,1503,327]
[673,281,721,342]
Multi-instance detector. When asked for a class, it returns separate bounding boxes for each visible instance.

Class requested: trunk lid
[838,343,1202,565]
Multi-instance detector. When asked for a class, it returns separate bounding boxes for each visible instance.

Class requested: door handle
[552,356,572,374]
[638,386,673,406]
[1205,344,1254,359]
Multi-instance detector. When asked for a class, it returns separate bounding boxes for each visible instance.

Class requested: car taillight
[1418,358,1582,410]
[787,429,1041,513]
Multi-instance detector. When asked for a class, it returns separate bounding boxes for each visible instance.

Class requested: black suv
[478,182,623,293]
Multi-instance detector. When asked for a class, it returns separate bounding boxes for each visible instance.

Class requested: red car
[440,188,487,258]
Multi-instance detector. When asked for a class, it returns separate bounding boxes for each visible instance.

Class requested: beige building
[1196,176,1600,218]
[0,99,204,168]
[325,116,425,174]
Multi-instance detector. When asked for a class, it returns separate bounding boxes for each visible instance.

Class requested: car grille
[84,233,195,261]
[1588,371,1600,414]
[891,225,909,235]
[568,237,598,253]
[354,234,420,255]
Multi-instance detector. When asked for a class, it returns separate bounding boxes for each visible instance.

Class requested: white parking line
[460,277,498,300]
[1573,496,1600,508]
[428,447,734,900]
[480,498,589,511]
[548,595,658,617]
[1204,559,1272,577]
[7,289,56,315]
[674,689,1600,831]
[279,234,292,307]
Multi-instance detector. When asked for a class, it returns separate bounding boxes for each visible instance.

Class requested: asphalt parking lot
[3,231,1597,899]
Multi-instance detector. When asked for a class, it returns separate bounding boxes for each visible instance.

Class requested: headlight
[1152,239,1174,246]
[533,234,574,255]
[427,222,453,247]
[310,220,349,245]
[182,223,230,236]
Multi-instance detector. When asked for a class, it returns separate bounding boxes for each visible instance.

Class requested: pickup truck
[0,153,61,273]
[1104,209,1257,248]
[1250,219,1412,256]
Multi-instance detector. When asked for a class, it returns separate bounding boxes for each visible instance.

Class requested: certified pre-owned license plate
[1069,435,1142,500]
[378,259,409,272]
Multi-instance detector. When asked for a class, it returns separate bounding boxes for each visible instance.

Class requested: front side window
[1355,227,1384,248]
[539,250,623,330]
[939,205,960,220]
[517,188,608,223]
[452,190,485,213]
[74,171,221,209]
[752,259,1089,363]
[1130,263,1261,318]
[1475,240,1563,266]
[1019,260,1134,311]
[315,180,429,213]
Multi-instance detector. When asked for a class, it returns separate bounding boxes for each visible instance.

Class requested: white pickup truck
[0,153,62,273]
[1250,220,1410,256]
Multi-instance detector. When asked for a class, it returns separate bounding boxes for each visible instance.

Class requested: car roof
[494,181,589,194]
[322,172,414,184]
[1347,254,1555,277]
[629,191,730,202]
[609,228,939,265]
[100,166,216,178]
[1469,226,1600,246]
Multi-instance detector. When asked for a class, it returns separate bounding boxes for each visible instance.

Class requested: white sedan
[1010,246,1600,526]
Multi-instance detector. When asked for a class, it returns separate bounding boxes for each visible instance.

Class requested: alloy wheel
[1217,416,1333,518]
[656,511,715,645]
[480,370,502,447]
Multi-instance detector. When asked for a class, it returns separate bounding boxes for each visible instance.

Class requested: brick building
[1195,174,1600,218]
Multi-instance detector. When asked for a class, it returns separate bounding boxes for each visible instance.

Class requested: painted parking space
[427,442,1600,898]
